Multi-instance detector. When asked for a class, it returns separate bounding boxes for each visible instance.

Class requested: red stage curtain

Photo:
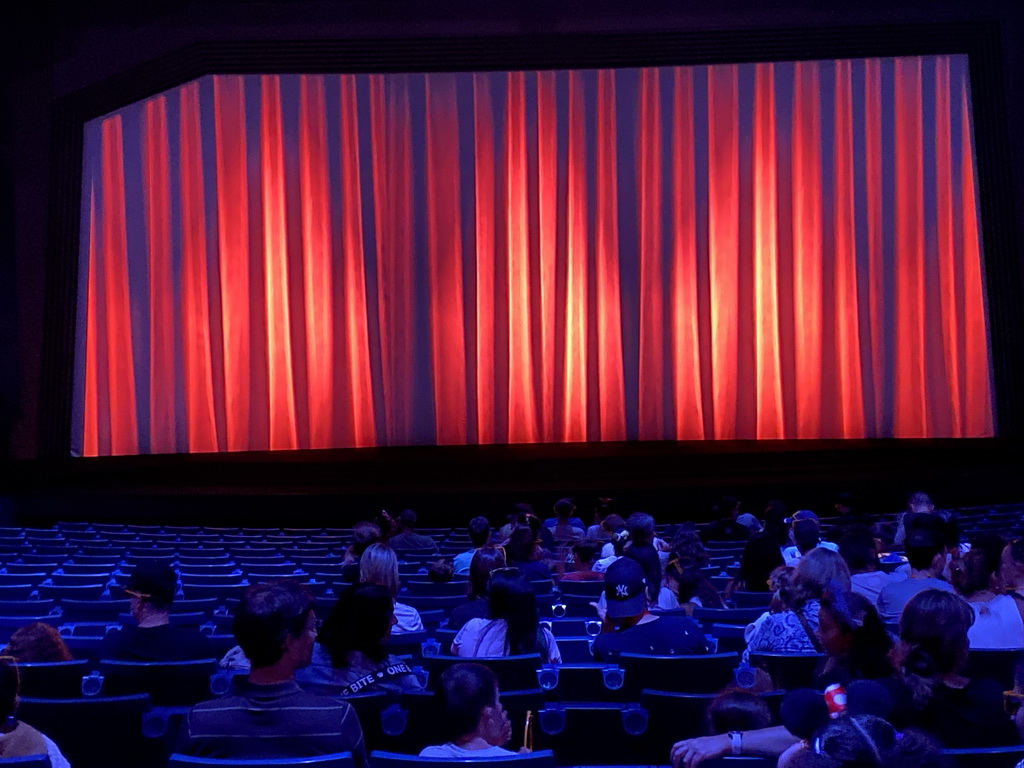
[73,56,994,455]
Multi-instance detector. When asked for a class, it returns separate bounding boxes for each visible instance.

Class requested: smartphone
[523,710,534,752]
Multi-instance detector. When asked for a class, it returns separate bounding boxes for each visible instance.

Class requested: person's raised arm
[670,725,799,768]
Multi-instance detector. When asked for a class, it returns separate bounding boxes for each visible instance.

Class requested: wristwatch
[728,731,743,756]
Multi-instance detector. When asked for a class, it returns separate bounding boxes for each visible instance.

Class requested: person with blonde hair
[744,548,851,662]
[359,543,424,634]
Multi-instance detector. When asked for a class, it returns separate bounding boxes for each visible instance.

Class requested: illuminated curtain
[73,56,993,456]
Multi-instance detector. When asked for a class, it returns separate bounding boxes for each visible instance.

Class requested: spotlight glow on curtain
[72,56,994,456]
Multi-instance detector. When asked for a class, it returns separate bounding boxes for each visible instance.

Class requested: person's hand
[589,600,607,623]
[671,734,729,768]
[519,747,532,754]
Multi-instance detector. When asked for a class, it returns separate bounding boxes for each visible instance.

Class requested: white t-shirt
[393,601,424,634]
[593,554,621,573]
[967,595,1024,649]
[452,618,562,663]
[420,743,517,758]
[782,540,839,566]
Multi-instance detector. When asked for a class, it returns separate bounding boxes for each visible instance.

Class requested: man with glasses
[98,561,214,662]
[178,580,367,764]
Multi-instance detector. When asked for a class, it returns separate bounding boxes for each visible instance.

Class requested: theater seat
[18,693,162,768]
[98,658,220,706]
[748,652,826,690]
[370,751,554,768]
[618,652,740,695]
[16,659,92,698]
[167,753,355,767]
[420,654,542,692]
[533,703,648,764]
[942,745,1024,768]
[0,756,52,766]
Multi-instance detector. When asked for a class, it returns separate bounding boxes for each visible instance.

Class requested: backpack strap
[796,608,825,653]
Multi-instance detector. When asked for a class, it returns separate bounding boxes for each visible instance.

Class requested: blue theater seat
[370,751,553,768]
[167,753,354,767]
[618,652,740,695]
[17,693,161,768]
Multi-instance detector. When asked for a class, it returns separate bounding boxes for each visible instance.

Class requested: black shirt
[880,675,1018,748]
[591,615,710,661]
[98,623,216,662]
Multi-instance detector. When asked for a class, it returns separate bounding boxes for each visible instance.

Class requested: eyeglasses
[123,589,151,600]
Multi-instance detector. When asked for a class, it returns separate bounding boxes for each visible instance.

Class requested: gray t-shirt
[420,744,516,758]
[876,577,955,623]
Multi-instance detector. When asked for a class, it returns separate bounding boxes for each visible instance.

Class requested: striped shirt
[180,679,367,767]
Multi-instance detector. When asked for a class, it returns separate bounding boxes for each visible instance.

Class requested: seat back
[98,658,219,705]
[748,652,826,690]
[618,652,740,694]
[0,755,53,766]
[965,648,1024,692]
[942,745,1024,768]
[18,693,158,768]
[421,655,542,692]
[17,659,92,698]
[370,751,554,768]
[167,753,355,767]
[533,703,648,764]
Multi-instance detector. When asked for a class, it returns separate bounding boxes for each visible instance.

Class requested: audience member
[703,496,753,542]
[179,581,367,763]
[952,548,1024,648]
[876,527,954,623]
[449,547,507,631]
[359,544,424,633]
[787,714,941,768]
[543,498,586,531]
[706,690,772,735]
[782,512,839,565]
[727,533,785,596]
[999,537,1024,625]
[419,663,523,758]
[666,555,725,613]
[669,525,712,568]
[388,510,439,553]
[763,500,792,549]
[597,514,627,559]
[3,622,73,662]
[591,558,709,660]
[296,583,424,696]
[374,509,399,542]
[453,516,492,575]
[427,559,454,583]
[623,526,679,611]
[0,657,71,766]
[495,503,533,543]
[815,589,893,687]
[505,525,553,583]
[594,524,628,573]
[882,588,1017,748]
[550,500,585,544]
[98,561,215,662]
[452,568,561,662]
[893,491,936,548]
[341,520,383,582]
[839,528,899,603]
[560,539,603,581]
[585,498,616,542]
[745,548,851,661]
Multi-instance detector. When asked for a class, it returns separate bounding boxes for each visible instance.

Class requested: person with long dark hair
[297,583,424,697]
[727,533,786,596]
[882,589,1017,748]
[448,547,507,631]
[505,525,553,583]
[814,589,893,688]
[451,568,561,663]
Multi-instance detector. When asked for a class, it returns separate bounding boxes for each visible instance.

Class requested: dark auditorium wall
[2,0,1024,466]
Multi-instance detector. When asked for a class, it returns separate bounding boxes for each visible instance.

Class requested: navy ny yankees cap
[604,557,647,619]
